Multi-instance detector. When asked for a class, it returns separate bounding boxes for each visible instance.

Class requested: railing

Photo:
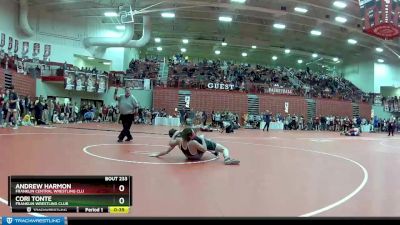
[284,67,304,88]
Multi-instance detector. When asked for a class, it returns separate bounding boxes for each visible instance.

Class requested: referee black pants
[263,121,270,131]
[118,114,134,141]
[388,125,394,136]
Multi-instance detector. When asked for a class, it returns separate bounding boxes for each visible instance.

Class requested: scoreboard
[8,176,132,214]
[359,0,400,39]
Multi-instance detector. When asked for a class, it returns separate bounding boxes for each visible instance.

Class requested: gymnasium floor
[0,123,399,217]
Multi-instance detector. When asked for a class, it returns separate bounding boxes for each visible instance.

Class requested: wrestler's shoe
[224,158,240,165]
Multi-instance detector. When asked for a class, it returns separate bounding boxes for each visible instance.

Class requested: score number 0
[119,185,125,205]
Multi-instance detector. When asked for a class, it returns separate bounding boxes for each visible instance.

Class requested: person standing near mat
[3,85,19,129]
[114,87,139,142]
[388,116,395,137]
[262,110,271,132]
[0,87,4,127]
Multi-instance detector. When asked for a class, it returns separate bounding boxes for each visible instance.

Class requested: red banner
[22,41,29,55]
[0,33,4,48]
[8,36,13,51]
[14,39,19,54]
[33,43,40,56]
[44,44,51,57]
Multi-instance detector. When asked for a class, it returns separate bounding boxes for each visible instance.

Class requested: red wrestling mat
[0,124,399,217]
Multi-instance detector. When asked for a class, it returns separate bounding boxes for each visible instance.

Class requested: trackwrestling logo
[2,217,64,225]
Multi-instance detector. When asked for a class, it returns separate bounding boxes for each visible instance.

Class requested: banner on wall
[185,96,191,108]
[374,94,382,105]
[86,74,96,92]
[44,44,51,57]
[384,102,389,112]
[22,41,29,55]
[125,79,144,89]
[267,87,293,95]
[14,39,19,54]
[284,102,289,113]
[0,33,5,48]
[8,36,13,51]
[144,79,150,90]
[16,60,25,74]
[97,75,107,93]
[33,43,40,56]
[75,72,86,91]
[394,103,399,112]
[64,71,76,90]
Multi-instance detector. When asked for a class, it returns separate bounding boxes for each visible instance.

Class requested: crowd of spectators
[256,112,370,132]
[126,58,159,80]
[159,57,369,102]
[293,69,368,102]
[0,49,372,104]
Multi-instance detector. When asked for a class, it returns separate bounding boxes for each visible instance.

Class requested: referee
[114,87,139,142]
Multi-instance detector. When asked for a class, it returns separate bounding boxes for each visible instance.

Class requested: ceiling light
[347,39,357,44]
[88,57,95,60]
[103,62,111,65]
[272,56,278,60]
[298,59,303,64]
[377,59,385,63]
[104,12,118,17]
[310,30,322,36]
[294,7,308,13]
[155,38,161,43]
[242,52,248,57]
[157,47,163,51]
[116,25,125,30]
[231,0,246,3]
[376,47,383,52]
[335,16,347,23]
[252,45,257,49]
[181,48,187,53]
[312,53,318,58]
[333,57,339,62]
[215,50,221,55]
[182,39,189,44]
[161,12,175,18]
[273,23,286,29]
[285,49,291,54]
[219,16,232,22]
[333,1,347,9]
[222,42,228,46]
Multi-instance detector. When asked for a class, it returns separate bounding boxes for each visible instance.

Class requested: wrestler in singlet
[179,136,217,160]
[154,128,239,165]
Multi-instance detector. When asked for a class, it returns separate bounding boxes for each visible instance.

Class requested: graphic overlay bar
[1,217,66,225]
[12,206,77,213]
[8,176,132,213]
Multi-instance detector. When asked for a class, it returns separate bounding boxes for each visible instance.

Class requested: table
[361,124,372,133]
[154,117,180,127]
[259,121,284,130]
